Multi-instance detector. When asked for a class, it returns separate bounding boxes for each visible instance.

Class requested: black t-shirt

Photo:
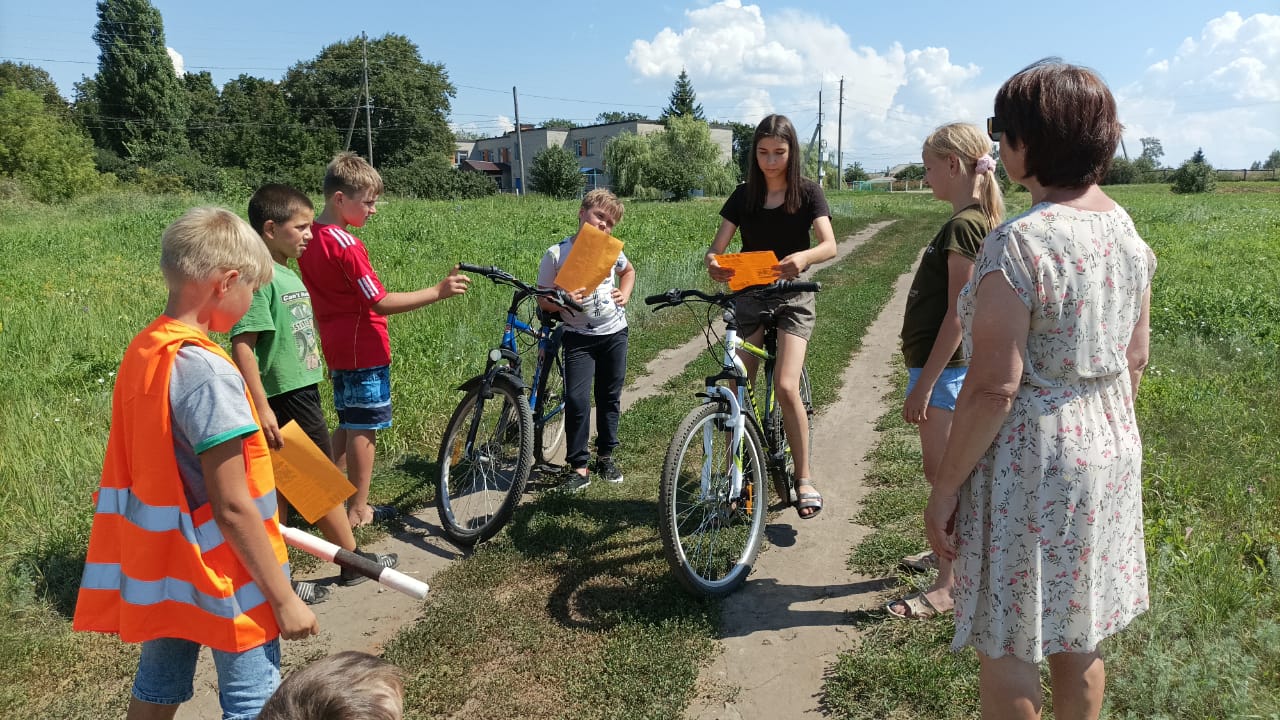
[719,178,831,260]
[900,205,988,368]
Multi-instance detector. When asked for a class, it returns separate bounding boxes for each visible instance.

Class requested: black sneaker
[340,550,400,587]
[596,457,624,484]
[558,467,591,492]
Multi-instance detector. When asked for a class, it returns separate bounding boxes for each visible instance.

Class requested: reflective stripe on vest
[93,485,280,553]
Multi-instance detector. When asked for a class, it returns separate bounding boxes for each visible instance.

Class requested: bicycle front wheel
[534,351,566,466]
[436,377,534,545]
[659,402,767,597]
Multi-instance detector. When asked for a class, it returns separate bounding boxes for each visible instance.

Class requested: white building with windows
[455,120,733,193]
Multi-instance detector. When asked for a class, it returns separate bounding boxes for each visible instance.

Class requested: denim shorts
[332,365,392,430]
[133,637,281,720]
[906,366,968,412]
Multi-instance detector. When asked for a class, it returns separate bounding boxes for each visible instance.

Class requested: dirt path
[686,253,921,719]
[177,222,902,719]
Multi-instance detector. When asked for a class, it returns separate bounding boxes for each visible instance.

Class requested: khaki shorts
[733,290,817,341]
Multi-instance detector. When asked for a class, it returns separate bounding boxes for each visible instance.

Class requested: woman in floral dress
[924,58,1156,720]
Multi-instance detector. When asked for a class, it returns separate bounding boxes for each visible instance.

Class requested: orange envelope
[270,421,356,523]
[716,251,780,290]
[554,222,624,292]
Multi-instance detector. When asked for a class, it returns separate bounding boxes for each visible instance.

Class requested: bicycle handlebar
[644,280,822,309]
[457,262,585,312]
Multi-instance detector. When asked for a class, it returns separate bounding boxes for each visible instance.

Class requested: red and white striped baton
[279,526,429,600]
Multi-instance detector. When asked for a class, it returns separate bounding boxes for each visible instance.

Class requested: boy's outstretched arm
[202,439,318,640]
[371,266,471,316]
[230,333,283,449]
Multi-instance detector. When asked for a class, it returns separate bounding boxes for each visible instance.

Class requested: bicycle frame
[498,290,565,430]
[699,320,772,503]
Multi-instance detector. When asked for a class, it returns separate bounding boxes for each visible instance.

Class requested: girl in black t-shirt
[704,114,836,519]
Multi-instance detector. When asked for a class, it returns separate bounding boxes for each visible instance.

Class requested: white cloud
[626,1,995,170]
[167,47,184,77]
[1118,11,1280,168]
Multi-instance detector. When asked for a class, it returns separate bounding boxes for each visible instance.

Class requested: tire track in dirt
[686,249,922,719]
[177,221,898,719]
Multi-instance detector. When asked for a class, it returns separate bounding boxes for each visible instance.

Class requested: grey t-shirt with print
[537,236,630,336]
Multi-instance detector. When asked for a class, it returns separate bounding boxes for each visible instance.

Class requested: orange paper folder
[271,421,357,523]
[717,251,780,291]
[553,222,624,292]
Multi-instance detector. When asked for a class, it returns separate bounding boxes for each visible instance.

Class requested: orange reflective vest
[73,316,289,653]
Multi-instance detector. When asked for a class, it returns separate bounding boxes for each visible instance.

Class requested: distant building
[455,120,734,193]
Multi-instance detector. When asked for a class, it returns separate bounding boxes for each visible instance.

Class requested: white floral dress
[952,202,1156,663]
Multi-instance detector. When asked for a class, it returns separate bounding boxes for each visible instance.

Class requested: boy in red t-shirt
[298,152,470,528]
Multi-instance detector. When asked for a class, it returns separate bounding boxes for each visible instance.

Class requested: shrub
[1105,157,1138,185]
[528,146,584,199]
[1170,157,1217,194]
[381,162,498,200]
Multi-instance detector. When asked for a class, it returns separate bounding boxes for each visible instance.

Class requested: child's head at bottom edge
[258,650,404,720]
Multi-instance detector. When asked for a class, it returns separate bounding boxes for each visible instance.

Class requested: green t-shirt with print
[231,262,325,397]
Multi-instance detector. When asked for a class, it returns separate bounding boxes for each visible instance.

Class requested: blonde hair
[258,651,404,720]
[160,207,273,290]
[323,151,385,199]
[922,123,1004,229]
[581,188,624,225]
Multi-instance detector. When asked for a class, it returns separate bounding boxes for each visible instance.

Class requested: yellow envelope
[553,222,623,292]
[717,251,781,290]
[270,421,356,523]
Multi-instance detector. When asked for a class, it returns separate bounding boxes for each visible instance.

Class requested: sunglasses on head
[986,116,1003,143]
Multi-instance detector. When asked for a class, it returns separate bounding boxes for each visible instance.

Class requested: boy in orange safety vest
[73,207,318,720]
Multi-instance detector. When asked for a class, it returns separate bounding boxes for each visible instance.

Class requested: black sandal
[292,580,329,605]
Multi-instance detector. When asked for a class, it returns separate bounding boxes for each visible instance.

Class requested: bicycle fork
[700,384,747,502]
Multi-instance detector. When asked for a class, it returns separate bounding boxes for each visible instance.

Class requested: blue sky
[3,0,1277,169]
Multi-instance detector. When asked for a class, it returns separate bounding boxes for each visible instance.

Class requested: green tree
[541,118,578,129]
[728,121,754,179]
[1264,150,1280,170]
[283,33,455,169]
[647,115,724,199]
[843,162,869,184]
[1104,156,1138,185]
[596,111,648,124]
[0,88,100,201]
[1134,136,1164,174]
[528,145,584,198]
[1170,148,1216,194]
[660,69,704,123]
[182,71,221,163]
[894,164,925,181]
[602,131,651,196]
[214,75,326,185]
[0,62,66,109]
[88,0,190,161]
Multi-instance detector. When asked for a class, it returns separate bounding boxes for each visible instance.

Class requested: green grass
[827,183,1280,719]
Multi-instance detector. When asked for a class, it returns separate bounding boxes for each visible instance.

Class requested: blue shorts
[133,637,280,720]
[906,366,968,412]
[332,365,392,430]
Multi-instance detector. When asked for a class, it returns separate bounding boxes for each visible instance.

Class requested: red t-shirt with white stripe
[297,223,390,370]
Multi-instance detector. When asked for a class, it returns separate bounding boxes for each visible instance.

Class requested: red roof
[461,159,501,173]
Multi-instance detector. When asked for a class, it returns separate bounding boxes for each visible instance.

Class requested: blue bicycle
[436,263,580,546]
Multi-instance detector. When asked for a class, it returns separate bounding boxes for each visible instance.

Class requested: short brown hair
[581,188,624,224]
[993,58,1121,188]
[323,151,385,198]
[248,184,313,234]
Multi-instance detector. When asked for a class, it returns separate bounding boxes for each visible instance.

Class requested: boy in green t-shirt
[231,184,397,602]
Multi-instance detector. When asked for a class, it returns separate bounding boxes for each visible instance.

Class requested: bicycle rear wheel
[659,402,767,597]
[534,351,566,466]
[436,376,534,545]
[765,365,813,506]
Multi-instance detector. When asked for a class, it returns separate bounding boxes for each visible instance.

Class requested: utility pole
[362,31,373,166]
[816,88,824,184]
[836,77,844,190]
[513,87,526,196]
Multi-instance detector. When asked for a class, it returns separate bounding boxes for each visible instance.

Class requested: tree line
[0,2,743,204]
